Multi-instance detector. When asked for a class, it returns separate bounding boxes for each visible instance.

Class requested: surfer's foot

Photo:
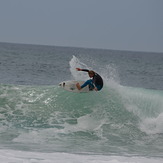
[76,83,81,90]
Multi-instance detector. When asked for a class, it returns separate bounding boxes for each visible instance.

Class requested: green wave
[0,84,163,156]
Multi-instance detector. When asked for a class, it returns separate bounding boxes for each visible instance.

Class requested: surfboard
[59,80,90,93]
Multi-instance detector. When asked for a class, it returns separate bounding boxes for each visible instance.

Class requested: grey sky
[0,0,163,52]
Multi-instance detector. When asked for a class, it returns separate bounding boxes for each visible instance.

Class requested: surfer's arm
[76,68,89,72]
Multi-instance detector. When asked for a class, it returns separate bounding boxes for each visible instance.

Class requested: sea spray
[69,55,89,81]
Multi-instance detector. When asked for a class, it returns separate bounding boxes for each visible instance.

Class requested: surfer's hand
[76,68,81,71]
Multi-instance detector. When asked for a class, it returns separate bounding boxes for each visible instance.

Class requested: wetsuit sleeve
[81,69,89,72]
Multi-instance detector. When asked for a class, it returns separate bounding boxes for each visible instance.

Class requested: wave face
[0,56,163,157]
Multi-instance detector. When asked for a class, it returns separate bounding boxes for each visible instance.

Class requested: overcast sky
[0,0,163,52]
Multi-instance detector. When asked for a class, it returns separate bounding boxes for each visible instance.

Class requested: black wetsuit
[81,69,103,91]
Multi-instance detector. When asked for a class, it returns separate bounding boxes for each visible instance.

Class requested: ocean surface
[0,42,163,162]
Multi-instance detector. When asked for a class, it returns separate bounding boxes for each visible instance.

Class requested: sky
[0,0,163,52]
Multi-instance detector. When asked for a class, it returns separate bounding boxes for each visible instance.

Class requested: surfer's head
[88,70,95,77]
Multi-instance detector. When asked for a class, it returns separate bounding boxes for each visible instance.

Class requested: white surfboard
[59,80,91,93]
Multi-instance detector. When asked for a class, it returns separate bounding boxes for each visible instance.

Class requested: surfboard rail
[59,80,91,93]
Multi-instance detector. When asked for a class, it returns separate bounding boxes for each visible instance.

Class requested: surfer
[76,68,103,91]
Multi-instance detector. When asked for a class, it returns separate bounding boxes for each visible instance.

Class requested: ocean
[0,42,163,162]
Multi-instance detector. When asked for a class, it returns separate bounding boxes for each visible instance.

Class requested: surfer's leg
[95,85,102,91]
[81,79,94,90]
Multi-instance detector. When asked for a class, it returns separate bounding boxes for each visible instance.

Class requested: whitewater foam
[140,113,163,134]
[0,150,162,163]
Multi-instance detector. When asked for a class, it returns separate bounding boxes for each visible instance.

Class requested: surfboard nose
[59,82,65,87]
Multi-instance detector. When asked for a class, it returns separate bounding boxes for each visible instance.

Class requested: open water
[0,42,163,162]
